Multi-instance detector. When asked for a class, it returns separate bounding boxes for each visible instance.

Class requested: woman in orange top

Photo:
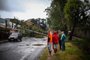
[47,30,53,55]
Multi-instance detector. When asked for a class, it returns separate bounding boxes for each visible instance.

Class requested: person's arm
[47,36,50,45]
[61,34,63,40]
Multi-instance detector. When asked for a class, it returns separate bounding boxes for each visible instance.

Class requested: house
[0,18,21,29]
[0,18,6,28]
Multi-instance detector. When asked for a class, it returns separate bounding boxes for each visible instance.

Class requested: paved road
[0,37,47,60]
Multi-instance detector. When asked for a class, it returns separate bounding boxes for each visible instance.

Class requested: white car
[8,32,22,42]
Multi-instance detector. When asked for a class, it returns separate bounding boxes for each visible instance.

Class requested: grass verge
[39,48,48,60]
[40,40,85,60]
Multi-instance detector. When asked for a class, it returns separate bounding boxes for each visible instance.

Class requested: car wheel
[14,39,17,42]
[19,38,22,42]
[16,39,19,42]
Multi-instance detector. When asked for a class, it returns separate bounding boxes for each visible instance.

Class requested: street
[0,37,47,60]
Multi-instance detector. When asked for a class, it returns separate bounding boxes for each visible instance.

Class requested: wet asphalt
[0,37,47,60]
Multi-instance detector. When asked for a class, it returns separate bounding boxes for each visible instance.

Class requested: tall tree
[64,0,90,40]
[45,0,67,30]
[64,0,79,40]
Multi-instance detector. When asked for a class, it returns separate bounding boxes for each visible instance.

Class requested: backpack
[61,34,66,41]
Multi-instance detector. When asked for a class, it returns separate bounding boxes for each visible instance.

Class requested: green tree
[10,17,21,28]
[64,0,90,40]
[64,0,79,40]
[45,0,67,30]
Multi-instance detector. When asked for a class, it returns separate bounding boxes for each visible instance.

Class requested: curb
[0,40,8,44]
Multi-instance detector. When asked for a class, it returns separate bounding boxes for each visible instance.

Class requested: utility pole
[5,20,7,28]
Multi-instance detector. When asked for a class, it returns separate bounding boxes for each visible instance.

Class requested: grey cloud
[0,0,25,12]
[0,0,9,11]
[0,0,51,12]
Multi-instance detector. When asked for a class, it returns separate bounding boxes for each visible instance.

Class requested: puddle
[18,44,30,46]
[18,44,24,46]
[26,44,29,46]
[32,44,44,46]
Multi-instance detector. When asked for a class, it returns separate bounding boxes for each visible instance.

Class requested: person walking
[58,30,61,50]
[61,31,66,51]
[47,30,53,55]
[52,31,59,53]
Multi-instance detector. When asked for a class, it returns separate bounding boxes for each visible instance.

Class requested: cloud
[0,0,25,12]
[0,0,51,12]
[0,11,13,18]
[12,2,47,20]
[0,0,51,20]
[0,0,8,11]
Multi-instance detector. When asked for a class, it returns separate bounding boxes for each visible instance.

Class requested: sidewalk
[40,41,84,60]
[0,37,26,44]
[0,40,8,44]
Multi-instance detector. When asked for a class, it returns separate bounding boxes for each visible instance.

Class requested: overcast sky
[0,0,51,20]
